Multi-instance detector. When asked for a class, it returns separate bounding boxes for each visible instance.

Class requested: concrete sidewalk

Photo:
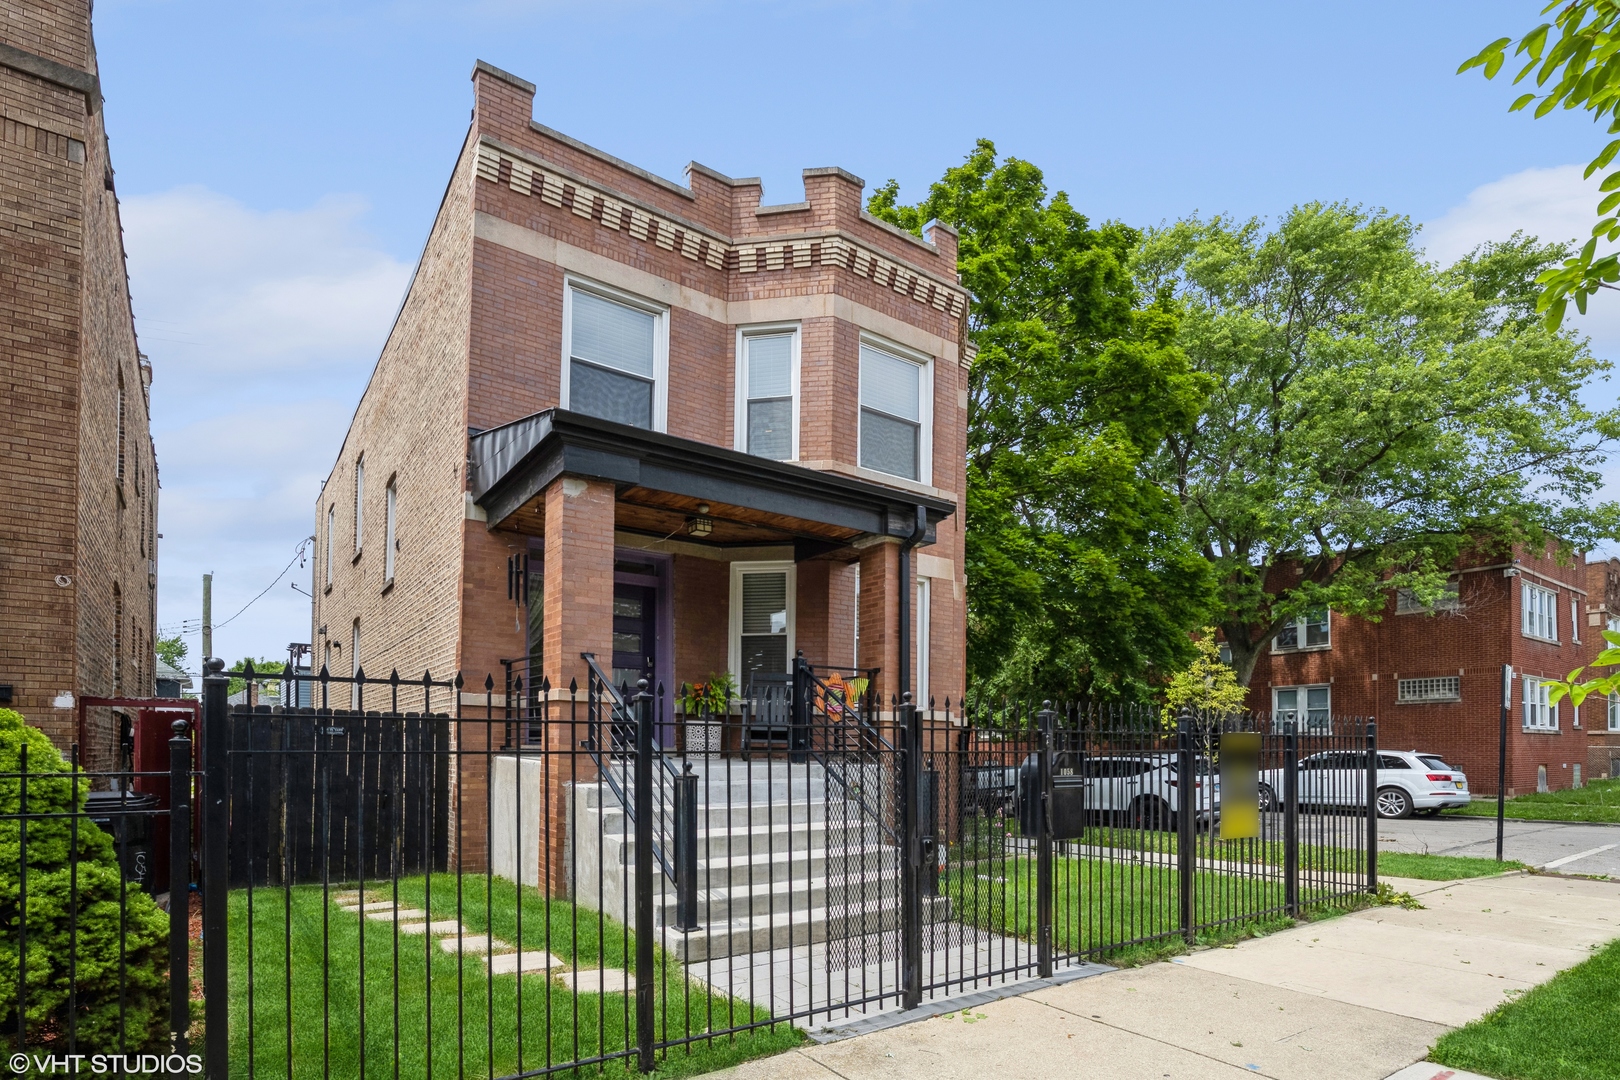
[707,872,1619,1080]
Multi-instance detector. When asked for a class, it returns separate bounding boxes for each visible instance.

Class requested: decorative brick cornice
[475,138,967,324]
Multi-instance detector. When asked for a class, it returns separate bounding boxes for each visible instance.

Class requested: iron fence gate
[4,657,1382,1078]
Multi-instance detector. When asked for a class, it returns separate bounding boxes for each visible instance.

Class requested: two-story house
[1247,544,1602,797]
[312,62,968,860]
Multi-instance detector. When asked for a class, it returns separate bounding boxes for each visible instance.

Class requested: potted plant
[678,672,736,756]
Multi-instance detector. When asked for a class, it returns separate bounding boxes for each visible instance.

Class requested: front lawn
[1429,936,1620,1080]
[1377,852,1527,880]
[227,875,801,1079]
[1444,778,1620,824]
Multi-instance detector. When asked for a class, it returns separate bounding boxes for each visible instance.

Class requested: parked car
[963,764,1018,816]
[1026,752,1220,831]
[1258,750,1469,819]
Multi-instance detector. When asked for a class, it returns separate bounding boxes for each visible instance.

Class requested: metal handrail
[580,652,679,882]
[798,659,900,844]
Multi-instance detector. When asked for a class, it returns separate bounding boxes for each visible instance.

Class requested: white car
[1258,750,1469,819]
[1070,753,1221,830]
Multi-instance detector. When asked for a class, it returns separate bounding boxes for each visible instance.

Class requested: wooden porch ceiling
[497,485,863,551]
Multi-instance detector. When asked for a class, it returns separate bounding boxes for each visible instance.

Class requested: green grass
[943,855,1368,967]
[1444,778,1620,824]
[1430,937,1620,1080]
[1377,852,1526,880]
[227,876,801,1078]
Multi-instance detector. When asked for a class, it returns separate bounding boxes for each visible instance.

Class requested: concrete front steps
[567,758,945,963]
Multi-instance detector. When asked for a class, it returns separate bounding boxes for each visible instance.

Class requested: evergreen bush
[0,708,172,1053]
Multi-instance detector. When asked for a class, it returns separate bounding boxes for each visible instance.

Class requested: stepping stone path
[333,891,595,986]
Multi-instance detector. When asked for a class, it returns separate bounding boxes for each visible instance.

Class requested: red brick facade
[1,1,157,764]
[1247,545,1607,795]
[314,61,970,872]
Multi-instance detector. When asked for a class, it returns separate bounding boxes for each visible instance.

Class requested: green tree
[1161,629,1249,725]
[869,140,1215,700]
[0,709,172,1052]
[227,656,286,699]
[1137,204,1620,686]
[1461,1,1620,326]
[154,633,187,671]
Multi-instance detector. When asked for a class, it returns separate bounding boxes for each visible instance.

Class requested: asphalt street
[1376,813,1620,876]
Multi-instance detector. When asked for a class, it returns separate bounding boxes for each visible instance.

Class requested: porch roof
[468,409,954,547]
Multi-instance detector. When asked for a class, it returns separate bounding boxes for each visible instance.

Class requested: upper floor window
[1609,692,1619,732]
[1274,685,1330,732]
[859,341,928,482]
[738,328,797,460]
[325,506,334,587]
[565,283,666,430]
[353,455,365,554]
[116,371,126,485]
[1522,582,1558,642]
[1572,598,1582,643]
[1523,676,1558,730]
[1274,609,1329,651]
[384,479,398,582]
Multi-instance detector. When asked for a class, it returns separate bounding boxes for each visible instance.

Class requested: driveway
[1376,814,1620,875]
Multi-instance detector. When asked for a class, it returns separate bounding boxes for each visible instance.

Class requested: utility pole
[201,572,213,660]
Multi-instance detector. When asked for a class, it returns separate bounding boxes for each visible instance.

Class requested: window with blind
[859,343,925,481]
[353,455,364,553]
[324,505,334,586]
[1522,582,1559,642]
[741,330,795,459]
[384,479,397,582]
[1274,609,1329,651]
[567,286,660,429]
[733,566,792,681]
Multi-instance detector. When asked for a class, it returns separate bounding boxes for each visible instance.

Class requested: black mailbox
[1017,752,1087,840]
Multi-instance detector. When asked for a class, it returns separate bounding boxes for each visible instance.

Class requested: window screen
[739,571,789,678]
[859,345,921,480]
[569,289,656,428]
[745,334,793,459]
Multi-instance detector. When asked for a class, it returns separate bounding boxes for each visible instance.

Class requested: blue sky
[100,0,1620,671]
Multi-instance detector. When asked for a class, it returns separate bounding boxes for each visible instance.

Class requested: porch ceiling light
[686,514,714,538]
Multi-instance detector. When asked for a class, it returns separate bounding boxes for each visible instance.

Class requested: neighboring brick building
[1,1,158,764]
[313,61,969,870]
[1247,544,1604,797]
[1582,557,1620,783]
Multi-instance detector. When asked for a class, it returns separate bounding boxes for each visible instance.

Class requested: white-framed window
[736,325,798,460]
[858,337,931,483]
[383,478,397,582]
[1609,615,1620,635]
[1572,598,1582,643]
[1274,609,1329,651]
[1608,692,1619,732]
[729,562,796,684]
[1522,676,1558,730]
[1217,641,1233,666]
[350,619,362,708]
[353,455,365,554]
[916,577,931,706]
[1395,582,1461,614]
[1396,676,1461,703]
[1273,685,1331,731]
[562,279,668,431]
[324,505,334,587]
[1522,582,1559,642]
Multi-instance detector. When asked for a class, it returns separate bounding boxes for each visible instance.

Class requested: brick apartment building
[1,1,158,764]
[312,62,968,863]
[1248,544,1618,797]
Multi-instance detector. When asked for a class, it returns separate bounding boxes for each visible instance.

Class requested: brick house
[1245,544,1606,796]
[1582,557,1620,783]
[1,0,159,764]
[311,62,968,862]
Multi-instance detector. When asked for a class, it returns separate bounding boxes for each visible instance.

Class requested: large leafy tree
[1138,203,1620,686]
[1461,1,1620,326]
[868,140,1214,701]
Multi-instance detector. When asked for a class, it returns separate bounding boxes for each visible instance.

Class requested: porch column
[539,475,615,895]
[541,476,616,693]
[857,539,904,706]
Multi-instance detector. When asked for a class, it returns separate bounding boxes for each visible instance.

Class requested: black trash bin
[85,790,159,893]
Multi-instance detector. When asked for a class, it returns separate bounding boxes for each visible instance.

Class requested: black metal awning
[468,409,954,544]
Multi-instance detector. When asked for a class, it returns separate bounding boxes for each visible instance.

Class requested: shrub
[0,708,172,1053]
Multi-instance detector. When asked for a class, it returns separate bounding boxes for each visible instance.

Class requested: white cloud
[122,186,412,377]
[124,186,410,664]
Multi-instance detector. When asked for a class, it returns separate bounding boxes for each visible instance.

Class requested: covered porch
[467,408,956,734]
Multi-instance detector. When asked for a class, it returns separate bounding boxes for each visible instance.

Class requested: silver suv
[1259,750,1469,819]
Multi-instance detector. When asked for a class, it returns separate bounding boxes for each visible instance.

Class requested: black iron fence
[4,658,1380,1078]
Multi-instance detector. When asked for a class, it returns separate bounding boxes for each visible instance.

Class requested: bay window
[859,341,928,482]
[565,283,665,430]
